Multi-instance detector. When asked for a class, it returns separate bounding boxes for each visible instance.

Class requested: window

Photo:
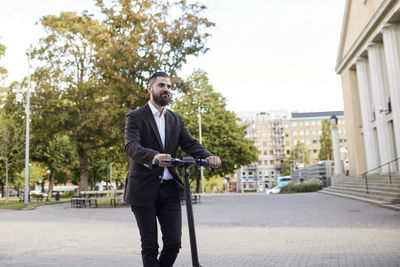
[305,121,310,126]
[293,131,298,136]
[264,150,267,155]
[300,131,304,136]
[269,150,274,155]
[292,122,297,127]
[263,141,267,146]
[287,150,290,155]
[270,160,274,165]
[311,121,315,126]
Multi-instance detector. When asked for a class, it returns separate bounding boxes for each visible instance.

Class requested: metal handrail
[361,157,400,194]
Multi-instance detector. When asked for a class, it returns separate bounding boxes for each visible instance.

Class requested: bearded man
[124,71,221,267]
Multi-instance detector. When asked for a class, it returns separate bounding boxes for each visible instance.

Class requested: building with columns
[336,0,400,176]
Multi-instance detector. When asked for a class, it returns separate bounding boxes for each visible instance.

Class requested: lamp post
[330,115,344,175]
[24,50,32,206]
[198,105,204,194]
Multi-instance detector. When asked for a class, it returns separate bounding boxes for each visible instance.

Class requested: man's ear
[147,84,151,94]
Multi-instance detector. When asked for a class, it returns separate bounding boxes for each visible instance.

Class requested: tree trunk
[47,174,55,201]
[78,147,89,192]
[5,160,9,205]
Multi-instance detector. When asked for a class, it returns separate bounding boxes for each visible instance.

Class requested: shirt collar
[148,101,167,117]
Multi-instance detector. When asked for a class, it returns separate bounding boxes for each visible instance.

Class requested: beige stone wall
[340,0,386,61]
[341,69,366,175]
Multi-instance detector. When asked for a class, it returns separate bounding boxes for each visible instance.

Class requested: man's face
[148,76,172,106]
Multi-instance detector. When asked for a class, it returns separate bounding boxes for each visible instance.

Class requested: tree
[0,43,26,203]
[31,1,214,191]
[281,142,311,176]
[0,84,26,204]
[319,119,332,160]
[172,70,258,192]
[32,135,78,200]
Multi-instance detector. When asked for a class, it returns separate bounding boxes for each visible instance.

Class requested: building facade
[291,111,347,165]
[237,111,291,191]
[336,0,400,175]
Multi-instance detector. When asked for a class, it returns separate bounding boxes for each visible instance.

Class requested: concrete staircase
[320,174,400,211]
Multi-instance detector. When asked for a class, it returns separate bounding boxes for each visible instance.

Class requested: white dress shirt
[148,101,173,180]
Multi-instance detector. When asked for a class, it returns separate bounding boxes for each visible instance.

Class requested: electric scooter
[161,157,208,267]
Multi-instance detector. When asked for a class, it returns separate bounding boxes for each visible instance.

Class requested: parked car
[266,185,284,194]
[8,191,18,197]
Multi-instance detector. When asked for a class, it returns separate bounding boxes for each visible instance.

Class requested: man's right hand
[153,153,172,167]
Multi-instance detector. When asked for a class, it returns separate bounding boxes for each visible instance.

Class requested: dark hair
[148,71,170,86]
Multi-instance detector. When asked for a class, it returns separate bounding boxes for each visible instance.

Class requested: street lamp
[330,114,344,175]
[24,50,32,206]
[198,105,204,194]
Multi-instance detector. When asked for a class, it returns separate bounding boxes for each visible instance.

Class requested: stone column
[331,124,344,175]
[382,24,400,168]
[356,58,380,171]
[367,43,396,173]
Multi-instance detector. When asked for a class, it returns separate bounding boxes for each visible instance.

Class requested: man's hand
[205,156,221,170]
[153,153,172,167]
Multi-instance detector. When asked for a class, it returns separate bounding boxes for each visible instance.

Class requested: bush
[62,191,76,198]
[280,182,322,193]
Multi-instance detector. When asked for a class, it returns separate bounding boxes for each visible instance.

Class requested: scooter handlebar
[161,157,209,167]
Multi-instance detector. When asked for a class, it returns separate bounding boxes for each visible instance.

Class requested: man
[124,71,221,267]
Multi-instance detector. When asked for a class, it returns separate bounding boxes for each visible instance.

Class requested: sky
[0,0,347,113]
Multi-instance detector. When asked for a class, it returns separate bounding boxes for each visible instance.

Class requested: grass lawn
[0,198,70,210]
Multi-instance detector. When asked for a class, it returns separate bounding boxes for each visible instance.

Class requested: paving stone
[0,193,399,266]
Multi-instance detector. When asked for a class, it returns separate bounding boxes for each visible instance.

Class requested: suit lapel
[164,110,171,153]
[144,104,164,151]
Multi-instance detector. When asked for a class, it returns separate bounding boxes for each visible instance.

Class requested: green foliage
[319,119,332,160]
[201,175,225,193]
[281,142,311,176]
[280,182,322,193]
[172,70,258,191]
[30,1,214,191]
[0,83,26,200]
[62,190,76,198]
[0,42,7,82]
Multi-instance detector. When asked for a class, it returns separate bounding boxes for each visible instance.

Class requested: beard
[152,91,170,106]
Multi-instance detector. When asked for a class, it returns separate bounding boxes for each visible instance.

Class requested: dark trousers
[132,179,182,267]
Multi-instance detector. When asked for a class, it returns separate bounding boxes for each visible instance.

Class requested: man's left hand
[205,156,221,170]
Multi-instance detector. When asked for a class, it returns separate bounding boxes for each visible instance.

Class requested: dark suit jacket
[124,103,212,206]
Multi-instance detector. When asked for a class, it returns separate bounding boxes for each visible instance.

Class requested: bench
[192,193,201,204]
[70,190,124,208]
[180,193,201,205]
[70,197,98,208]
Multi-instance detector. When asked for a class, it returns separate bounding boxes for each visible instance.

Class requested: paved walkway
[0,193,399,266]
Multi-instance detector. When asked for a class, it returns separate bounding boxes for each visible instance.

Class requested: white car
[266,185,284,194]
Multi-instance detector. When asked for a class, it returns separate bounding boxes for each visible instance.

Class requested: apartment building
[236,111,291,191]
[291,111,347,164]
